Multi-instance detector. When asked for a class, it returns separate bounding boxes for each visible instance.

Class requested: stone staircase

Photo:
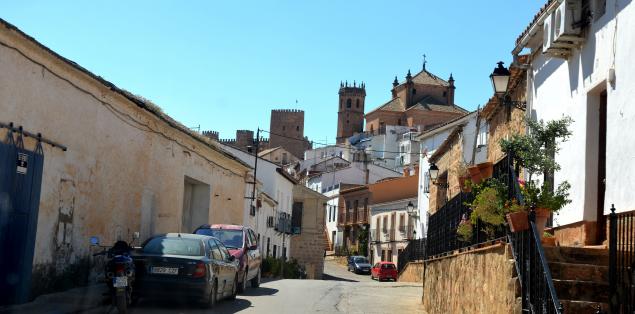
[544,246,609,313]
[323,228,332,251]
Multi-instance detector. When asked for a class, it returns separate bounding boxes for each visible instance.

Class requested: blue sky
[1,1,545,144]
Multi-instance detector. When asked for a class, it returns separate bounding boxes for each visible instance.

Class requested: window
[296,126,300,131]
[209,240,223,260]
[267,237,271,257]
[477,124,489,147]
[143,237,203,256]
[443,91,447,97]
[399,214,406,232]
[346,98,352,108]
[412,88,417,95]
[214,239,230,261]
[273,244,277,258]
[356,99,360,108]
[593,0,606,21]
[424,171,430,193]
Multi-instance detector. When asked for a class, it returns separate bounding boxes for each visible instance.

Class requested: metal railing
[397,238,426,275]
[501,153,562,314]
[508,209,563,314]
[609,206,635,314]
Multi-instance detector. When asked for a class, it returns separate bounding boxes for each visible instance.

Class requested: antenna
[423,54,427,70]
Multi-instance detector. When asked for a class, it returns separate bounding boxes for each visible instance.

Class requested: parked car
[132,233,238,308]
[347,256,371,274]
[370,262,397,281]
[194,224,261,292]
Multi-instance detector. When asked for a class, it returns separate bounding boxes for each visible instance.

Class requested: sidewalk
[0,284,107,314]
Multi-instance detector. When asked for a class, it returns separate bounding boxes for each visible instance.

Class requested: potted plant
[500,117,573,238]
[505,200,529,232]
[542,231,556,246]
[476,161,494,180]
[456,214,473,242]
[459,179,522,240]
[453,161,472,192]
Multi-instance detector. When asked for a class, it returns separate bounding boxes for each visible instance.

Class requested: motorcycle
[90,233,139,314]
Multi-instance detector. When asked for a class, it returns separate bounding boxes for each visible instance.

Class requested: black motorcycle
[91,234,138,313]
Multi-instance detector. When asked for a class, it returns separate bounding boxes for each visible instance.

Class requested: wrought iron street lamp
[428,163,449,188]
[489,61,526,111]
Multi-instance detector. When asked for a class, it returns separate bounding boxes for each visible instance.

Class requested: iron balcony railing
[608,205,635,313]
[501,153,563,314]
[397,238,426,275]
[508,209,563,314]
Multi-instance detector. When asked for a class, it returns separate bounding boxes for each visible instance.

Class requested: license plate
[152,267,179,275]
[113,277,128,287]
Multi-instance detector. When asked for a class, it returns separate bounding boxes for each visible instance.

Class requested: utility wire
[259,129,428,156]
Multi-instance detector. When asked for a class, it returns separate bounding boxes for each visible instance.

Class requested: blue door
[0,136,44,305]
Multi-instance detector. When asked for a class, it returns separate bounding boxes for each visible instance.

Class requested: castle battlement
[271,109,304,113]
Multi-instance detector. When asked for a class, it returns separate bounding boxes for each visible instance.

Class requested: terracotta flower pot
[534,208,551,239]
[468,166,483,184]
[541,237,556,247]
[506,211,529,232]
[459,175,471,193]
[476,162,494,180]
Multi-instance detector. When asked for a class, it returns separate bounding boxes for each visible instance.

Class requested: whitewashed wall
[526,0,635,227]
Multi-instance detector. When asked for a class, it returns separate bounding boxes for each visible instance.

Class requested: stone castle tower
[336,81,366,144]
[269,109,311,159]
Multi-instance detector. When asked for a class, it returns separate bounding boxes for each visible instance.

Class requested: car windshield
[195,228,243,249]
[142,237,203,256]
[381,263,396,269]
[354,257,368,263]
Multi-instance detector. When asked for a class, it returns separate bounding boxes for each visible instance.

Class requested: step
[553,279,609,303]
[548,262,608,282]
[560,300,608,314]
[544,246,609,266]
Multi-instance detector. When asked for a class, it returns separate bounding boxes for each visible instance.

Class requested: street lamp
[428,163,439,182]
[428,163,449,188]
[489,61,526,111]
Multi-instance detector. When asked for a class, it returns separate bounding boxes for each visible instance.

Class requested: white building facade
[514,0,635,244]
[221,145,294,258]
[415,111,487,237]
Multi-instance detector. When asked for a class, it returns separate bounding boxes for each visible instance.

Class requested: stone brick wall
[269,109,310,159]
[398,261,424,283]
[487,105,525,163]
[422,244,520,314]
[291,186,327,279]
[428,130,463,213]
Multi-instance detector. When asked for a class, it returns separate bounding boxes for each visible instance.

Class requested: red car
[370,262,397,281]
[194,224,262,292]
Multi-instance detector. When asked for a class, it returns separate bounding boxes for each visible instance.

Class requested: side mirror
[228,255,236,262]
[90,236,100,246]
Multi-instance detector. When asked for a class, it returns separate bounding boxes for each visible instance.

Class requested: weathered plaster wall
[422,244,520,314]
[0,24,248,295]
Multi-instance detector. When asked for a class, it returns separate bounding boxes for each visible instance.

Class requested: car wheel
[202,280,217,308]
[229,275,238,300]
[238,269,248,293]
[251,268,260,288]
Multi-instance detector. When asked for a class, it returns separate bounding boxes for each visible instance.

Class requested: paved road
[85,259,423,314]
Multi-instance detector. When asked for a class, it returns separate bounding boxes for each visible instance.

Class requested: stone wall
[422,244,520,314]
[398,261,423,283]
[290,185,327,279]
[428,129,463,213]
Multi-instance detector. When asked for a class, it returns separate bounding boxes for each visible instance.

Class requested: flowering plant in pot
[453,161,472,193]
[500,117,573,237]
[460,179,521,240]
